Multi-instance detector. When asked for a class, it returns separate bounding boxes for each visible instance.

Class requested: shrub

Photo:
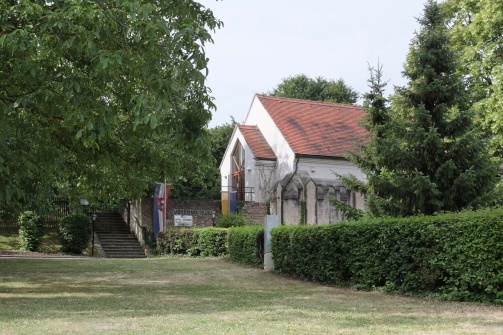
[270,208,503,305]
[196,228,228,257]
[18,211,45,251]
[227,226,264,267]
[216,212,248,228]
[156,229,197,256]
[58,214,92,254]
[156,228,228,257]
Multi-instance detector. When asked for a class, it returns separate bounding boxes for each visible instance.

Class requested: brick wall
[241,202,268,225]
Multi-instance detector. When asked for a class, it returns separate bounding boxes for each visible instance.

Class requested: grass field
[0,257,502,335]
[0,227,63,254]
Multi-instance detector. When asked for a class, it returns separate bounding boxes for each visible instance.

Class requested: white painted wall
[219,126,266,202]
[244,96,295,182]
[297,157,365,181]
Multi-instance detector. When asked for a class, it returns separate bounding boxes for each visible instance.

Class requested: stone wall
[241,202,268,225]
[120,198,267,233]
[269,171,365,225]
[118,198,153,248]
[166,199,221,229]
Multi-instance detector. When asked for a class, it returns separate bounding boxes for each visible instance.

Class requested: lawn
[0,227,63,254]
[0,257,501,335]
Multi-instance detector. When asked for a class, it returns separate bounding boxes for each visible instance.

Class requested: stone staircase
[94,212,146,258]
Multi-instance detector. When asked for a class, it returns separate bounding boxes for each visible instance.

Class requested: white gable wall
[244,96,295,182]
[220,127,267,202]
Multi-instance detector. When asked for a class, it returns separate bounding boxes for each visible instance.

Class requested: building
[220,94,367,224]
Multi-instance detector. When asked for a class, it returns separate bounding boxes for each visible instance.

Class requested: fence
[0,198,70,228]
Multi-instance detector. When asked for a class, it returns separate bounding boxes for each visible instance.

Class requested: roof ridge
[255,93,363,110]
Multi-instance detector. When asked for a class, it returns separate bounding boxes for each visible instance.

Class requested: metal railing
[221,186,255,202]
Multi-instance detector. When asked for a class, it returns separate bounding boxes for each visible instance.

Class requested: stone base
[264,252,274,271]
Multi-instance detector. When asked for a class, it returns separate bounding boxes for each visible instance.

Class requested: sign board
[174,215,193,227]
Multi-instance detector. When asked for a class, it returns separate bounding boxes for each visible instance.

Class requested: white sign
[174,215,193,227]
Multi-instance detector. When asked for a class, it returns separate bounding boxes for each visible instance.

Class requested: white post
[264,215,279,271]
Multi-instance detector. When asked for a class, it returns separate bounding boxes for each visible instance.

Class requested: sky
[198,0,428,127]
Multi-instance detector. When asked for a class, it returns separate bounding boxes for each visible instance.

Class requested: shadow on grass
[0,227,63,254]
[0,257,501,334]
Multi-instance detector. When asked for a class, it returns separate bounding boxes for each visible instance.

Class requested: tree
[268,74,358,104]
[443,0,503,159]
[341,1,498,218]
[169,117,237,199]
[209,117,238,167]
[0,1,222,208]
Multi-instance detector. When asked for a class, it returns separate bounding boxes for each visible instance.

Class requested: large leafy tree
[443,0,503,159]
[340,1,497,218]
[0,1,222,208]
[268,74,358,104]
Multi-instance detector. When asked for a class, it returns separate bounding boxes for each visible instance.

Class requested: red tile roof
[238,125,277,161]
[256,94,366,158]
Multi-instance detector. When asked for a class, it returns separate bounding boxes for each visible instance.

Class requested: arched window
[231,140,245,200]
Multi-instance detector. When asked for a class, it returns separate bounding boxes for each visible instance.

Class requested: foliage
[216,212,249,228]
[58,214,92,254]
[443,0,503,159]
[156,228,227,257]
[268,74,358,104]
[329,174,366,220]
[1,226,62,254]
[195,228,228,257]
[156,229,198,256]
[18,211,45,251]
[141,227,157,254]
[169,118,237,200]
[227,226,264,267]
[271,207,503,304]
[0,1,222,208]
[343,1,498,218]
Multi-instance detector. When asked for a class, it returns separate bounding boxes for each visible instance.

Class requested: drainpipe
[281,154,299,225]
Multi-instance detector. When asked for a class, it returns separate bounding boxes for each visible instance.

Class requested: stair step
[94,211,147,259]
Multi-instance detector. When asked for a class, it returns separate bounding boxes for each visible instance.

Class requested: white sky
[198,0,428,127]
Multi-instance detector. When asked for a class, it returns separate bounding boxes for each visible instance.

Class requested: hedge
[58,214,92,254]
[227,226,264,267]
[156,228,227,257]
[271,208,503,304]
[18,211,45,252]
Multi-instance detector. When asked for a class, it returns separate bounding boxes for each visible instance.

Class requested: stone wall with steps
[95,212,146,258]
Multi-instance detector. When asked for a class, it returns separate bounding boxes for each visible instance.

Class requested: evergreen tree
[339,1,498,218]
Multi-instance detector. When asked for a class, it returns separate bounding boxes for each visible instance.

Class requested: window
[231,140,245,200]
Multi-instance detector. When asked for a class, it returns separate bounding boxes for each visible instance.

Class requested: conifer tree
[338,1,498,218]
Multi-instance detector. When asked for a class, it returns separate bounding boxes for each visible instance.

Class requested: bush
[227,226,264,267]
[216,212,248,228]
[58,214,92,254]
[156,228,228,257]
[271,208,503,305]
[18,211,45,251]
[196,228,228,257]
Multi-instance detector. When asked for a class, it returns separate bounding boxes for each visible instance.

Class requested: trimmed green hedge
[271,208,503,304]
[18,211,45,251]
[227,226,264,267]
[156,228,227,257]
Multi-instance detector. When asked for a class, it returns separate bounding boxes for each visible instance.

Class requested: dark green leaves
[0,0,222,206]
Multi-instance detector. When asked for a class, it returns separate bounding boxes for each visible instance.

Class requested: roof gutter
[280,154,299,225]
